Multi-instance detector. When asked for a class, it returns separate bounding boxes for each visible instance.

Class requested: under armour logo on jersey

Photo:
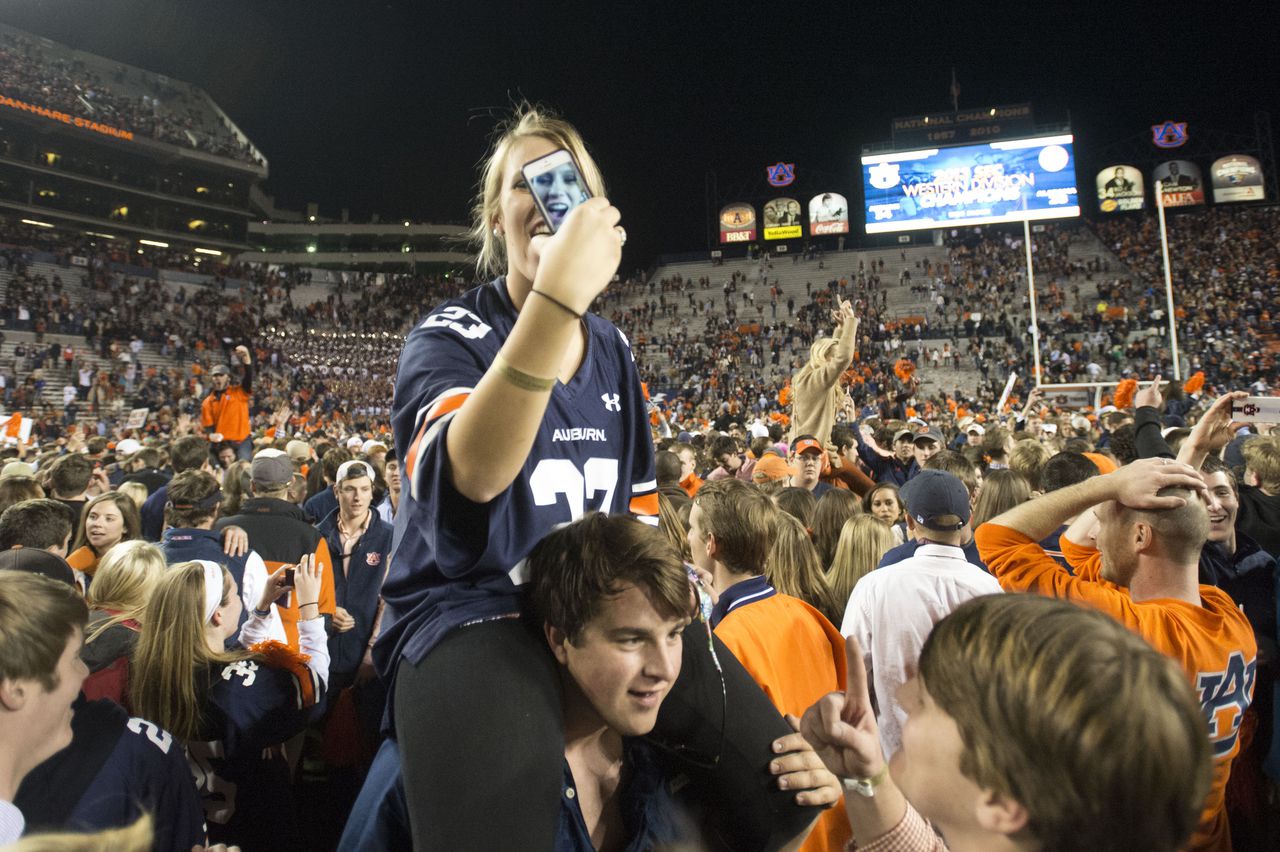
[602,393,621,412]
[221,659,259,686]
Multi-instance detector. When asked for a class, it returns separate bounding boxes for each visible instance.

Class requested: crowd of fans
[0,29,262,164]
[1,193,1280,849]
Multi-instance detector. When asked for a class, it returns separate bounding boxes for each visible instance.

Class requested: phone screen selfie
[521,150,591,234]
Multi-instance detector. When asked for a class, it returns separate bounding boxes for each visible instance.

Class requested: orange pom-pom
[1183,372,1205,395]
[894,359,916,383]
[249,640,318,706]
[1114,379,1138,409]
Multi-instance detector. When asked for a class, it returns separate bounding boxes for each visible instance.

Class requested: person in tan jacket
[789,299,858,449]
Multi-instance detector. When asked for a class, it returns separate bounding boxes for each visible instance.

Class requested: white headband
[198,560,224,624]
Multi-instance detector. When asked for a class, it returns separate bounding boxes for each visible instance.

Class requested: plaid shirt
[849,804,946,852]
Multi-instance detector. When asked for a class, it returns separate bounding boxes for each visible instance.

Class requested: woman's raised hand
[529,197,622,315]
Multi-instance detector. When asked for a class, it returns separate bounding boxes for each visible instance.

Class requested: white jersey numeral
[528,457,619,520]
[187,740,239,825]
[127,717,174,753]
[422,306,493,340]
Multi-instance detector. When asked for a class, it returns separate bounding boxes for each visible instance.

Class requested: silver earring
[492,227,501,238]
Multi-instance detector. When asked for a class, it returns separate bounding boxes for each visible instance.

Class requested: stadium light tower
[1023,218,1041,385]
[1153,180,1183,381]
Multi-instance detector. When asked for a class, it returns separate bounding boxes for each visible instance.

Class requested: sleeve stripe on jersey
[404,388,471,498]
[638,515,659,526]
[632,479,657,493]
[292,665,322,710]
[629,493,660,517]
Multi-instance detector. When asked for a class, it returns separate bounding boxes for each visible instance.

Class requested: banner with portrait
[719,203,756,244]
[1095,164,1144,213]
[1153,160,1204,207]
[1210,155,1265,203]
[808,192,849,235]
[762,197,802,240]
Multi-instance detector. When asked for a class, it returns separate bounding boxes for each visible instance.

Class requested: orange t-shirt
[976,524,1257,852]
[679,472,704,498]
[715,591,851,852]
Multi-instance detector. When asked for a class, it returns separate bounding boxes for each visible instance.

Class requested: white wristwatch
[841,763,888,798]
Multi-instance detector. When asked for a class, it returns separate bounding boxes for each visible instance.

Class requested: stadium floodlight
[20,219,53,228]
[194,247,223,256]
[84,231,116,239]
[139,239,169,248]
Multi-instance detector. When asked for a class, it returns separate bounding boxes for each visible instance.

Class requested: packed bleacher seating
[0,26,262,164]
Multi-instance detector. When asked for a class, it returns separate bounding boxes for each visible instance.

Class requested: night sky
[4,0,1278,269]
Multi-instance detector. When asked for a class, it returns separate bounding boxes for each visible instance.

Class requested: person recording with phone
[131,556,329,850]
[374,105,821,850]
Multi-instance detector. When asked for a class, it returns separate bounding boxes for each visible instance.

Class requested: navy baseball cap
[0,548,76,586]
[899,469,971,531]
[913,427,945,446]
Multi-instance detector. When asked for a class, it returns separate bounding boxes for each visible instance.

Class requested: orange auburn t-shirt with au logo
[976,525,1257,852]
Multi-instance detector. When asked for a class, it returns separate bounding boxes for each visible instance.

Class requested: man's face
[1093,500,1139,586]
[211,373,229,391]
[717,449,741,472]
[793,450,823,490]
[552,583,688,738]
[678,449,697,479]
[891,675,987,832]
[384,461,401,494]
[894,437,915,462]
[14,629,88,770]
[687,504,714,575]
[1204,471,1238,544]
[336,476,372,519]
[217,447,235,467]
[965,430,981,447]
[913,438,940,467]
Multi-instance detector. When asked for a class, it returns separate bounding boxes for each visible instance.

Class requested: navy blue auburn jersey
[77,714,206,849]
[190,647,325,848]
[376,279,658,683]
[16,699,205,850]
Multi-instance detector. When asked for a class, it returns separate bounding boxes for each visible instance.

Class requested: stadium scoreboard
[861,133,1080,233]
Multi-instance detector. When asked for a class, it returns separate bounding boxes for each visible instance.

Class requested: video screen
[861,134,1079,233]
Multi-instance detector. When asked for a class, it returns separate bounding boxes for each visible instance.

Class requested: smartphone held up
[1230,396,1280,423]
[521,149,591,235]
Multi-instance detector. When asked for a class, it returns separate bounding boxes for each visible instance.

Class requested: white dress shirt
[0,798,24,844]
[841,543,1003,757]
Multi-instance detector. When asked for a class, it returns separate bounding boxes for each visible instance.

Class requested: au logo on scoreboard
[766,162,796,187]
[1151,121,1188,149]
